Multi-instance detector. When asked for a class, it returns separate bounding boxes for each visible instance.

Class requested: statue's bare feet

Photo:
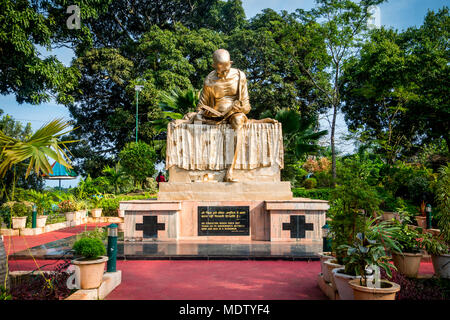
[225,168,239,182]
[248,118,278,124]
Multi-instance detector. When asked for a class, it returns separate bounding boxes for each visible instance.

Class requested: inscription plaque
[198,206,250,236]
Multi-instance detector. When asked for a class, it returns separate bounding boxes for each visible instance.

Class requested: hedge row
[292,188,332,201]
[100,194,157,216]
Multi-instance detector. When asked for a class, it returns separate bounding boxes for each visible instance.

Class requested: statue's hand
[232,100,242,112]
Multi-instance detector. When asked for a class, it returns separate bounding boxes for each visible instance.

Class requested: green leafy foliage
[0,118,76,179]
[339,232,396,283]
[434,163,450,244]
[0,112,44,205]
[2,202,31,217]
[57,200,77,213]
[99,193,157,216]
[0,286,12,300]
[292,187,332,200]
[342,7,450,161]
[0,0,111,104]
[119,142,157,187]
[328,173,382,263]
[17,190,56,214]
[390,221,426,254]
[72,237,106,259]
[303,178,318,189]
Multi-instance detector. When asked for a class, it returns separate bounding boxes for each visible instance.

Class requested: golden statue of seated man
[177,49,276,182]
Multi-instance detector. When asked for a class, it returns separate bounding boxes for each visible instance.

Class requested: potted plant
[422,235,449,279]
[318,251,334,282]
[71,237,108,289]
[415,200,427,228]
[26,190,55,228]
[422,164,450,278]
[58,200,78,224]
[342,232,400,300]
[90,194,103,218]
[390,221,424,278]
[9,202,31,229]
[75,200,89,224]
[332,217,402,300]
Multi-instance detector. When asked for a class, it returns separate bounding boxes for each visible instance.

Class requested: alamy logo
[367,5,381,30]
[66,5,81,29]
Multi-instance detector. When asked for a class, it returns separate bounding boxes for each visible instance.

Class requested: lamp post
[107,223,118,272]
[32,205,37,229]
[426,204,432,230]
[134,85,144,143]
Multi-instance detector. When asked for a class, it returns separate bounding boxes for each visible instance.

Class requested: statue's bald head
[212,49,233,79]
[212,49,231,64]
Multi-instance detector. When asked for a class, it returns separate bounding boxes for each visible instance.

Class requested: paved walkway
[2,223,109,254]
[1,224,436,300]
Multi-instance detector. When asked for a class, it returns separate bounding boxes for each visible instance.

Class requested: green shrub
[315,171,333,188]
[303,178,317,189]
[72,237,106,259]
[119,142,157,187]
[57,200,77,213]
[77,227,107,241]
[100,198,120,217]
[292,188,332,200]
[10,202,31,217]
[143,177,158,194]
[99,193,157,216]
[434,163,450,244]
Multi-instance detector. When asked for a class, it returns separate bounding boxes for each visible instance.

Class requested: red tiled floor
[2,223,110,254]
[1,225,439,300]
[8,259,328,300]
[7,259,437,300]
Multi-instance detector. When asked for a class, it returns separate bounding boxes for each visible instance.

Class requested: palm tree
[151,88,199,160]
[151,88,199,135]
[0,118,76,292]
[0,118,76,200]
[102,163,126,194]
[275,108,328,159]
[21,190,56,215]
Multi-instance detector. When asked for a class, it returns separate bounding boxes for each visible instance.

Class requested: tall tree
[341,7,450,162]
[0,0,111,104]
[290,0,385,185]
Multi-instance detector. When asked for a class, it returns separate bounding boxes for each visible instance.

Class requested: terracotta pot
[382,212,399,221]
[324,259,343,290]
[332,267,374,300]
[12,216,27,229]
[348,279,400,300]
[415,216,427,229]
[392,252,422,278]
[431,254,450,279]
[71,256,108,289]
[91,208,102,218]
[35,215,47,228]
[65,211,76,222]
[318,252,334,282]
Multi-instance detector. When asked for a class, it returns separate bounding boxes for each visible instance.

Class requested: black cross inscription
[135,216,165,239]
[282,215,314,239]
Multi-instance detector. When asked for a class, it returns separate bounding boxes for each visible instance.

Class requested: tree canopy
[341,7,450,163]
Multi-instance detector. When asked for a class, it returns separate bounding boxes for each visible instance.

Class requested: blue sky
[1,0,447,187]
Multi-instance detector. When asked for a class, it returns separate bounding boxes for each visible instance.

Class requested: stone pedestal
[158,181,293,201]
[120,198,329,242]
[121,121,329,244]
